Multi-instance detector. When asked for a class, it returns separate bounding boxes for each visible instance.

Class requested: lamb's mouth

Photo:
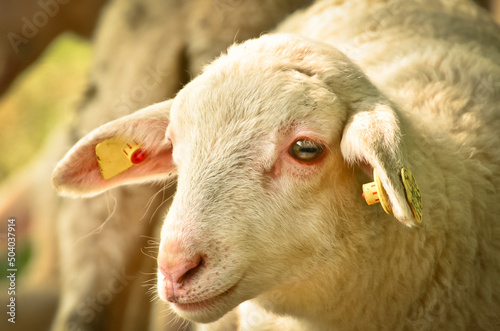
[173,281,240,313]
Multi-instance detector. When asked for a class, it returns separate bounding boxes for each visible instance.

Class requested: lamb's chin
[170,288,242,324]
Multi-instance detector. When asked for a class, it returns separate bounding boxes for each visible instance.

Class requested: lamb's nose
[159,254,202,302]
[159,255,202,285]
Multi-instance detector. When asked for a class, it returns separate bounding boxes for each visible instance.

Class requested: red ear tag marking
[95,137,145,180]
[131,148,147,164]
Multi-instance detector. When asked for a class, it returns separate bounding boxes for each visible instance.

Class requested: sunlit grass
[0,33,91,180]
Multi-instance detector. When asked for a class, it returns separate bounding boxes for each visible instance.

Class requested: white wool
[53,0,500,329]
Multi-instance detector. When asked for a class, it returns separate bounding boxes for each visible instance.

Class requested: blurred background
[0,0,103,282]
[0,0,499,330]
[0,35,90,182]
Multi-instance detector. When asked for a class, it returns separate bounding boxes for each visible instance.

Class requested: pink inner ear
[56,142,106,189]
[53,99,175,196]
[166,124,173,141]
[53,129,175,196]
[124,146,175,180]
[54,140,175,196]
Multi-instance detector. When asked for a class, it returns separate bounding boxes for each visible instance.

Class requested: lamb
[0,0,313,329]
[44,1,314,330]
[53,0,500,329]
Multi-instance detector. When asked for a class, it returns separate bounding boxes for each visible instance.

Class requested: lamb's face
[53,34,414,324]
[156,41,353,322]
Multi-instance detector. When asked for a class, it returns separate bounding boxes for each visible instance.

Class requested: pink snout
[158,246,202,302]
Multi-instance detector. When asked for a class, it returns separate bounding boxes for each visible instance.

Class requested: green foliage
[0,33,91,180]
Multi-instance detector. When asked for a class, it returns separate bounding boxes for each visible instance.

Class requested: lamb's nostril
[179,256,203,282]
[161,255,202,285]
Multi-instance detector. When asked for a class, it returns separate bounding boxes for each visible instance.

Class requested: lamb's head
[53,34,419,323]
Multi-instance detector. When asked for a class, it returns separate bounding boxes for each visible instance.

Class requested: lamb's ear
[310,42,419,226]
[340,99,420,227]
[52,100,175,197]
[252,35,421,226]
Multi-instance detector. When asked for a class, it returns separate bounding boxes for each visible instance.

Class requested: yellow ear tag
[362,168,423,223]
[362,169,393,215]
[401,167,423,223]
[95,137,146,180]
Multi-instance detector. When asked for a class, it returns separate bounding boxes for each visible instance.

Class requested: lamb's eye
[289,139,324,162]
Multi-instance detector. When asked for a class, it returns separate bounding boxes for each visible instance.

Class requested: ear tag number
[401,167,423,223]
[362,168,423,223]
[362,169,393,215]
[95,137,146,180]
